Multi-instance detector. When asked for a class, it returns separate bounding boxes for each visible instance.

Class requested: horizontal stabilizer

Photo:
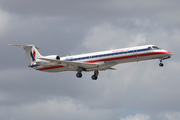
[9,44,40,49]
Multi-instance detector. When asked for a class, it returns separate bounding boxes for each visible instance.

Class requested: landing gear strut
[159,59,164,67]
[76,67,85,78]
[91,70,99,80]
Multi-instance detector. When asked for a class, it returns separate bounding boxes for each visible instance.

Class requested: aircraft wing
[39,58,99,69]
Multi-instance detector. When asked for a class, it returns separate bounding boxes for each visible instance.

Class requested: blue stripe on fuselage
[66,48,156,61]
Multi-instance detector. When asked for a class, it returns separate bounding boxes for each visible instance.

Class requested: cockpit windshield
[152,46,159,49]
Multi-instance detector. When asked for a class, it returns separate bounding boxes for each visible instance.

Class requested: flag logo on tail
[30,50,36,61]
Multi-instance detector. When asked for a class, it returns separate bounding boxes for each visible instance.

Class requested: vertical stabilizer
[9,44,42,65]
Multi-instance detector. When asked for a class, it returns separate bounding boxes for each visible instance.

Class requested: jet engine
[42,55,60,60]
[35,55,60,66]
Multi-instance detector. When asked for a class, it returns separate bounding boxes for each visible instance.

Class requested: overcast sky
[0,0,180,120]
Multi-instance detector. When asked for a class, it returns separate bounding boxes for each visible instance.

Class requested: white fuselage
[32,45,172,72]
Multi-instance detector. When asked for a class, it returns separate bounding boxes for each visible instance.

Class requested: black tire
[76,73,82,78]
[159,63,164,67]
[91,75,98,80]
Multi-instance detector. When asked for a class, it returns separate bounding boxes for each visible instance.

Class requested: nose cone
[166,51,173,56]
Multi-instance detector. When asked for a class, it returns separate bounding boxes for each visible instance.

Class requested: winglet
[108,68,117,70]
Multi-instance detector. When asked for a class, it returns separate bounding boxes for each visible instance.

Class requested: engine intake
[56,56,60,60]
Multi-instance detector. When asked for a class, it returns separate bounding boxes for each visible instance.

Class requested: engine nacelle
[35,55,60,66]
[43,55,60,60]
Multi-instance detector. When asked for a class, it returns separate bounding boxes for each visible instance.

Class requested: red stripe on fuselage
[84,51,171,63]
[36,65,65,71]
[35,51,171,71]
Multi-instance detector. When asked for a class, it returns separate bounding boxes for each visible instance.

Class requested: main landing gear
[76,72,82,78]
[76,67,84,78]
[159,59,164,67]
[91,70,99,80]
[76,70,99,80]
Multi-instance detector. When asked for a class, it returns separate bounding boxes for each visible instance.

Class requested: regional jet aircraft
[10,44,172,80]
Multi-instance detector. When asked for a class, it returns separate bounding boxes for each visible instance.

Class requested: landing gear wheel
[76,73,82,78]
[159,63,164,67]
[91,75,98,80]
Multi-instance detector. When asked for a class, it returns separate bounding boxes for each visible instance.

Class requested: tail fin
[9,44,42,65]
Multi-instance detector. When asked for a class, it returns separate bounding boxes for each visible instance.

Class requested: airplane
[10,44,172,80]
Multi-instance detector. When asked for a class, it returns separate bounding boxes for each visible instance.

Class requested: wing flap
[39,58,98,68]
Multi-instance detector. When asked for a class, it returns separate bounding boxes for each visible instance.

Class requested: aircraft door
[133,49,139,61]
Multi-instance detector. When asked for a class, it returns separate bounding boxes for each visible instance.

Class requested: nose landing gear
[159,62,164,67]
[159,59,164,67]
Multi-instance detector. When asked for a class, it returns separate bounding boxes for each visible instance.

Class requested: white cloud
[0,97,118,120]
[0,8,10,36]
[157,112,180,120]
[128,34,146,47]
[82,23,122,51]
[164,112,180,120]
[82,22,147,52]
[134,19,150,27]
[119,113,150,120]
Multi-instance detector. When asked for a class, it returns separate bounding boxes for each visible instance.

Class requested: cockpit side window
[148,47,152,50]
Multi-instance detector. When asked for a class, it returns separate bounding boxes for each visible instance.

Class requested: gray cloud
[0,0,180,120]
